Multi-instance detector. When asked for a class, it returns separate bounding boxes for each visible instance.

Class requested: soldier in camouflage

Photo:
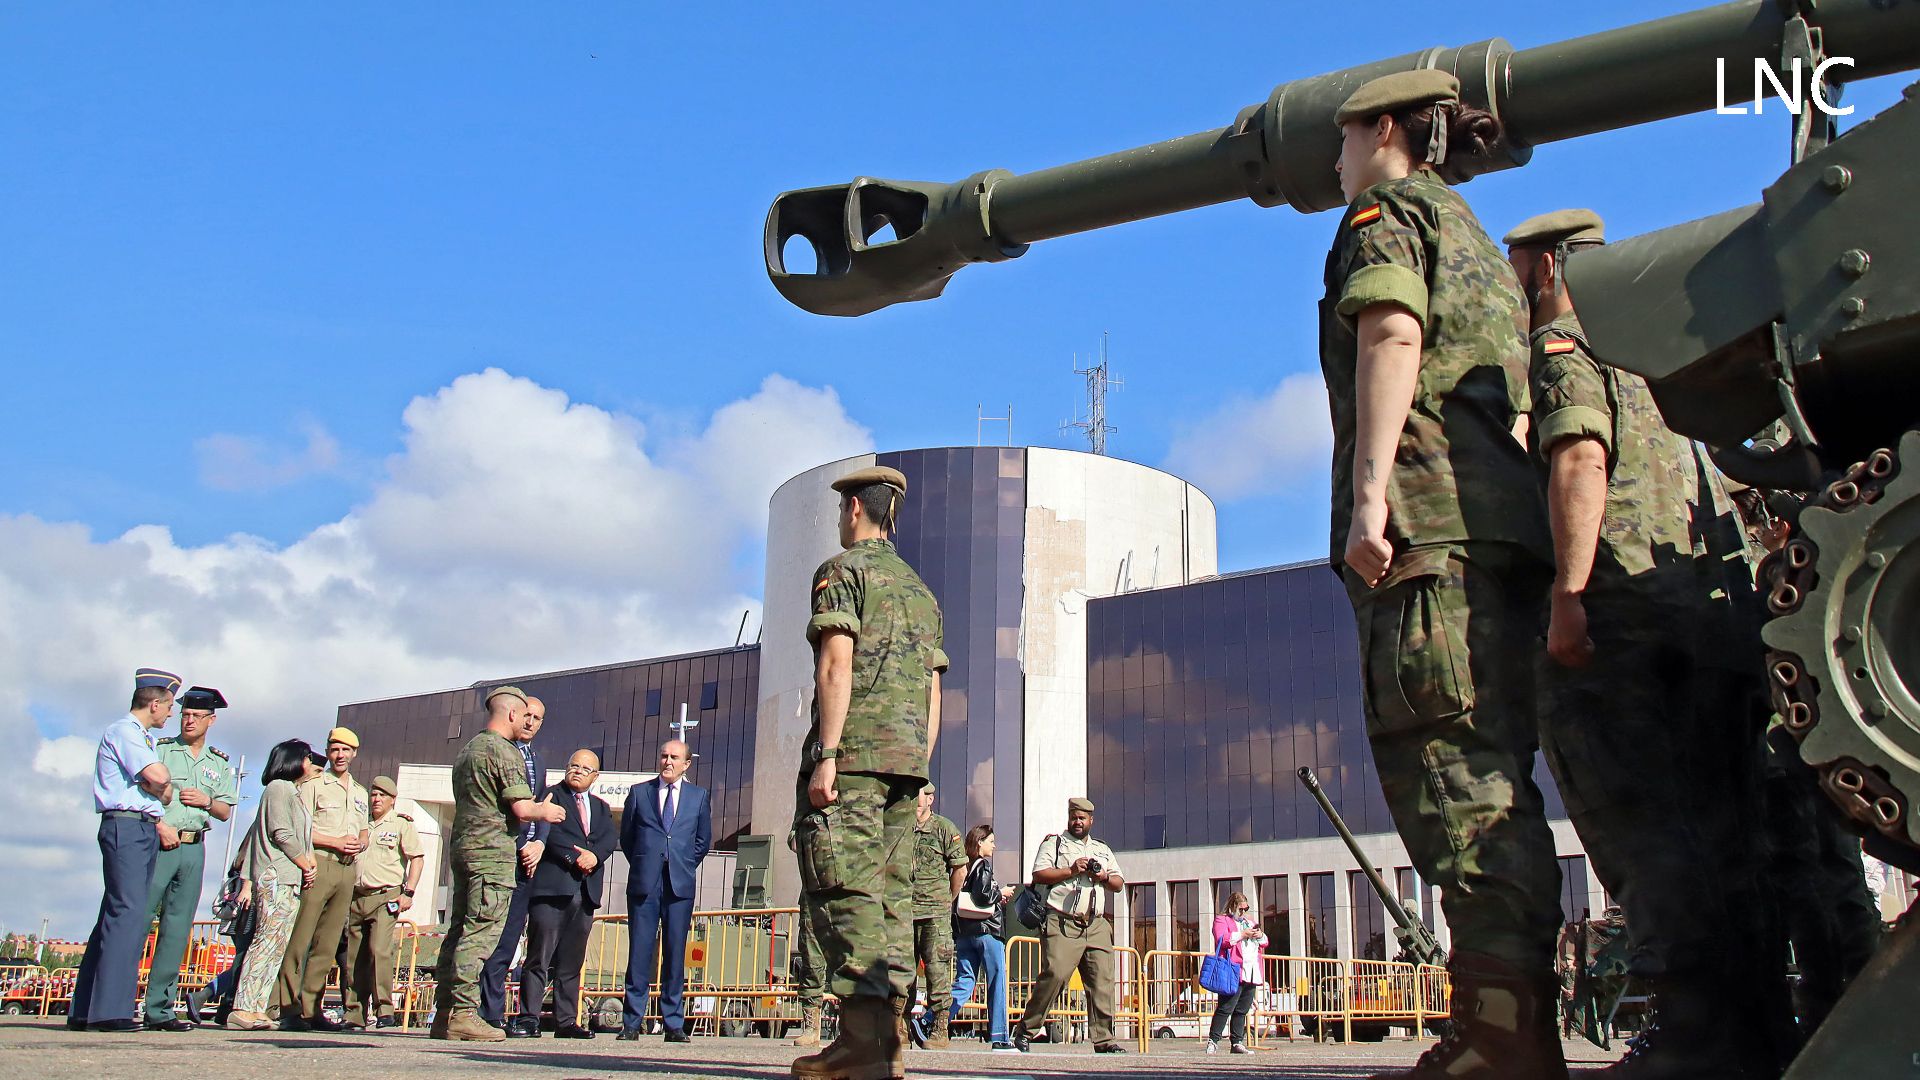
[908,784,965,1049]
[1321,70,1565,1080]
[1507,208,1785,1079]
[792,464,948,1080]
[430,685,567,1042]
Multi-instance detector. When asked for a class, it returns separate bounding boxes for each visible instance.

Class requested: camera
[1084,858,1103,876]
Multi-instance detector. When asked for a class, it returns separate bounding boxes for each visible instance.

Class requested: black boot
[1602,981,1748,1080]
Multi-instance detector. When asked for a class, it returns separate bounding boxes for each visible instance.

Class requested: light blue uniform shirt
[94,714,163,816]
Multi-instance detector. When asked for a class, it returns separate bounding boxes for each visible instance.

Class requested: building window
[700,681,719,711]
[1395,867,1434,932]
[1169,880,1199,990]
[1558,855,1591,925]
[1350,869,1388,961]
[1211,877,1244,927]
[645,688,662,717]
[1303,872,1336,960]
[1256,875,1289,957]
[1127,883,1158,957]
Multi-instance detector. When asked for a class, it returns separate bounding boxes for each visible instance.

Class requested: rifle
[1296,767,1446,969]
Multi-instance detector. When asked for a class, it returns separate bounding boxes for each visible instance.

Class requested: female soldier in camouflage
[1319,69,1565,1080]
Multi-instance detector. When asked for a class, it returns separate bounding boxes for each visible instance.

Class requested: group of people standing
[70,674,425,1034]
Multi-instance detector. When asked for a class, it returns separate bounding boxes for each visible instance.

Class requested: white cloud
[1163,372,1333,501]
[3,368,873,937]
[195,419,343,492]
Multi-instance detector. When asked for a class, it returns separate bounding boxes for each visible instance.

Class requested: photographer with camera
[1012,797,1126,1054]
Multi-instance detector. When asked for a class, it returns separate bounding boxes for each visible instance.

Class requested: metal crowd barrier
[11,910,1452,1054]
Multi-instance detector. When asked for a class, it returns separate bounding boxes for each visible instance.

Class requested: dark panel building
[1086,559,1563,852]
[342,644,760,851]
[873,447,1027,867]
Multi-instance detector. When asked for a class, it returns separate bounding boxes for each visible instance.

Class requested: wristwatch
[401,887,416,897]
[816,745,843,761]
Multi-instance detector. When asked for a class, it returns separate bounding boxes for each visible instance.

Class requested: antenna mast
[1062,331,1122,455]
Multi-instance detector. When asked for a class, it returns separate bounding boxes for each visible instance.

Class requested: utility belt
[174,829,205,845]
[102,809,157,822]
[354,883,402,897]
[323,850,358,865]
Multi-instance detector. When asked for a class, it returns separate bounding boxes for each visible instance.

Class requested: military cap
[179,685,228,711]
[485,684,529,708]
[326,725,359,749]
[371,774,399,797]
[1068,797,1095,814]
[1502,209,1606,249]
[830,465,908,495]
[1335,69,1460,125]
[135,667,182,693]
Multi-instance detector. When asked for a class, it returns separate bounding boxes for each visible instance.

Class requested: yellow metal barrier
[1135,950,1451,1050]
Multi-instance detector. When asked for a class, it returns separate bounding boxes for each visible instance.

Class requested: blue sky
[1,4,1913,931]
[6,3,1906,573]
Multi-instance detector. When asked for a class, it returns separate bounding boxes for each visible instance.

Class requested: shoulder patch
[1348,204,1383,228]
[157,736,179,746]
[1542,339,1578,355]
[208,746,231,761]
[396,813,414,822]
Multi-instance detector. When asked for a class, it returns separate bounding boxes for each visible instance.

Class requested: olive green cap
[1334,70,1460,125]
[485,684,528,708]
[1068,797,1094,814]
[1503,209,1606,248]
[831,465,908,494]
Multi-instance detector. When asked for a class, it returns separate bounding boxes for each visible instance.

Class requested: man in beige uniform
[275,726,371,1030]
[343,775,424,1029]
[1014,797,1126,1054]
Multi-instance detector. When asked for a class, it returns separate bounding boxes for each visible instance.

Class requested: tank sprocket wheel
[1763,429,1920,854]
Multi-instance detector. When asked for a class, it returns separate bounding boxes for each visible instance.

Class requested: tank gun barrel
[766,0,1920,316]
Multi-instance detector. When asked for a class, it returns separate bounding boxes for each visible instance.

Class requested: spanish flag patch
[1543,339,1578,355]
[1348,204,1383,228]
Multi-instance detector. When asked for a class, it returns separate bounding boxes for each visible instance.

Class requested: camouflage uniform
[1528,313,1773,972]
[1528,312,1788,1071]
[794,536,949,1003]
[909,811,965,1023]
[1319,171,1562,973]
[1762,721,1882,1036]
[433,729,533,1015]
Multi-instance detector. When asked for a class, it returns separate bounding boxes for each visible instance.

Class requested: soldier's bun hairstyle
[1392,103,1503,162]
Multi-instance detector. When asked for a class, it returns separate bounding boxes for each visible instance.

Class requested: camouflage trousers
[793,893,824,1008]
[1344,541,1562,972]
[1763,725,1882,1029]
[793,770,919,1001]
[433,861,513,1014]
[1539,581,1773,984]
[912,915,956,1019]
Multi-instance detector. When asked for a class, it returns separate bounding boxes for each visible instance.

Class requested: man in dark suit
[479,695,550,1029]
[617,739,712,1042]
[513,749,616,1039]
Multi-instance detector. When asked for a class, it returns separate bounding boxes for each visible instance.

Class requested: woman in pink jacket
[1207,892,1267,1054]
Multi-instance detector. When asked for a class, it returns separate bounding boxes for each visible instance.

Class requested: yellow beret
[1335,70,1461,126]
[326,726,359,749]
[1503,208,1606,248]
[831,466,908,495]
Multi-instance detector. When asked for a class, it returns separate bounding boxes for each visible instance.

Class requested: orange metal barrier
[1137,950,1451,1050]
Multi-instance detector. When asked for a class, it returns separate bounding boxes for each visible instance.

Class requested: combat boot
[792,1004,823,1047]
[791,996,903,1080]
[439,1008,506,1042]
[925,1010,950,1049]
[1600,981,1749,1080]
[1370,951,1569,1080]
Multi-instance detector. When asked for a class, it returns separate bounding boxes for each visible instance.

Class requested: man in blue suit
[617,739,711,1042]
